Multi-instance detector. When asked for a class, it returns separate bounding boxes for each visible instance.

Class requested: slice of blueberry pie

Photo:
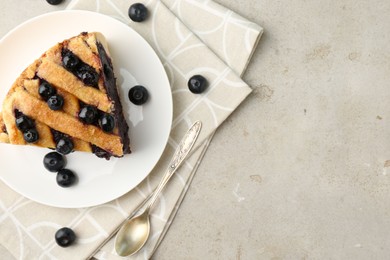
[0,32,130,159]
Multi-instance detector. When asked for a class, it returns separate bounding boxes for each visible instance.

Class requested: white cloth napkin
[0,0,263,259]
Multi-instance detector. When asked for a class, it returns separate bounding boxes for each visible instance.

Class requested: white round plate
[0,11,172,208]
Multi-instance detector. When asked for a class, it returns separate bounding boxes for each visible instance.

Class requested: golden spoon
[114,121,202,257]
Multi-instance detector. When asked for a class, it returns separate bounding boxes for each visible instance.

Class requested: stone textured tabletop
[156,0,390,259]
[1,0,390,259]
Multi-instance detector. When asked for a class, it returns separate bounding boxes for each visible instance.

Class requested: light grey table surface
[1,1,390,259]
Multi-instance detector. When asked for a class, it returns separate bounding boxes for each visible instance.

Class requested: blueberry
[46,0,63,5]
[23,129,39,143]
[38,81,56,101]
[56,169,77,187]
[128,85,149,105]
[62,50,99,86]
[56,137,74,155]
[188,75,208,94]
[43,152,65,172]
[55,227,76,247]
[15,115,34,132]
[78,106,98,124]
[129,3,148,22]
[47,95,64,110]
[99,114,115,133]
[62,51,80,71]
[77,66,99,86]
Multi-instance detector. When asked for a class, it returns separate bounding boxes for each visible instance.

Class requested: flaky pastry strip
[37,59,112,113]
[2,88,123,156]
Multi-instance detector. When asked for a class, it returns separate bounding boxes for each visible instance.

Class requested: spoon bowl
[115,210,150,256]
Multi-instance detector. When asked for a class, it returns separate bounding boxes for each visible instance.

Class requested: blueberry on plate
[38,81,56,101]
[128,3,148,22]
[78,105,98,124]
[15,115,34,132]
[128,85,149,105]
[47,94,64,111]
[46,0,63,5]
[99,114,115,133]
[43,152,65,172]
[56,137,74,155]
[23,129,39,143]
[56,169,77,187]
[188,75,208,94]
[55,227,76,247]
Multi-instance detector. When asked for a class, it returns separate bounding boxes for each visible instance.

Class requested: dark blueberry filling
[56,138,74,155]
[38,80,57,101]
[51,129,63,143]
[47,94,64,111]
[62,50,80,71]
[99,113,115,133]
[1,125,7,134]
[97,42,130,154]
[103,64,113,80]
[76,102,119,159]
[78,102,117,134]
[37,78,64,111]
[14,109,23,118]
[78,105,98,124]
[61,49,99,88]
[24,129,39,143]
[51,129,74,155]
[78,101,116,131]
[91,144,112,160]
[15,115,35,132]
[76,65,99,86]
[14,110,39,143]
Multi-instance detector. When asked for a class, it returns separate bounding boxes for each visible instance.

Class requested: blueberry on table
[129,3,148,22]
[15,115,34,132]
[43,152,65,172]
[56,137,74,155]
[78,105,98,124]
[46,0,64,5]
[56,169,77,187]
[188,75,208,94]
[128,85,149,105]
[47,94,64,111]
[55,227,76,247]
[23,129,39,143]
[38,81,56,101]
[99,114,115,133]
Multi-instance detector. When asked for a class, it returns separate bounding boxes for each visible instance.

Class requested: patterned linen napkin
[0,0,262,259]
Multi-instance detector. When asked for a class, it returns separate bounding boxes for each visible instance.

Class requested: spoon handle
[146,120,202,211]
